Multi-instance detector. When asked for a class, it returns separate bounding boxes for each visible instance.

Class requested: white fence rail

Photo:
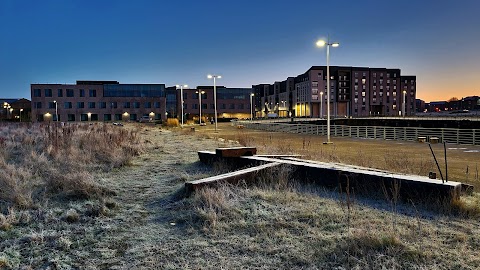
[237,122,479,145]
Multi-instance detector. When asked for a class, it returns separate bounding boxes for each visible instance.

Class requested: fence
[236,121,480,145]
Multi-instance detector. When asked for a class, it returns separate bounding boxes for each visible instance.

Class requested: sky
[0,0,479,102]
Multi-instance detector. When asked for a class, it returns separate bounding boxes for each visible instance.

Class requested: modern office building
[253,66,416,118]
[31,81,254,122]
[31,81,166,122]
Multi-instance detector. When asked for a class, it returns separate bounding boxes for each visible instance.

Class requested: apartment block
[253,66,416,118]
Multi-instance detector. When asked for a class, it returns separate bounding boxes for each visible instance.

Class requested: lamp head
[316,40,326,47]
[207,75,213,79]
[332,42,340,47]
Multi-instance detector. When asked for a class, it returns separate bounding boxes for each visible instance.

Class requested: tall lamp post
[53,100,58,122]
[320,91,324,118]
[402,90,407,117]
[250,93,255,121]
[20,109,23,122]
[207,74,221,132]
[316,38,339,144]
[196,90,205,124]
[176,84,188,127]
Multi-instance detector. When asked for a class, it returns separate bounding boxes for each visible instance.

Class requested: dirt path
[79,127,238,268]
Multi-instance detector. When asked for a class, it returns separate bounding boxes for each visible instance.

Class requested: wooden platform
[188,148,473,200]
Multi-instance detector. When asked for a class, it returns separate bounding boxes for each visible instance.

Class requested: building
[31,81,254,122]
[179,86,254,122]
[253,66,416,118]
[31,81,166,122]
[1,98,31,121]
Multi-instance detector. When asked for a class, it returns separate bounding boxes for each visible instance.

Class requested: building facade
[31,81,254,122]
[253,66,416,118]
[31,81,166,122]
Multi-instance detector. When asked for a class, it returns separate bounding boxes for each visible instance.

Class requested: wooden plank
[215,147,257,157]
[185,162,282,194]
[241,155,465,200]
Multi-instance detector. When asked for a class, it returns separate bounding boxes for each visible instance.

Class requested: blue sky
[1,0,479,101]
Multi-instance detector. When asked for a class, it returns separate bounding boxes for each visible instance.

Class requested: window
[45,89,52,97]
[129,114,137,121]
[88,102,95,109]
[77,102,84,108]
[57,89,63,97]
[114,114,122,121]
[80,89,85,97]
[81,114,88,121]
[363,72,366,77]
[104,114,112,121]
[221,104,226,109]
[238,103,244,109]
[133,102,140,108]
[362,79,366,84]
[193,104,197,109]
[123,102,130,108]
[354,72,358,77]
[67,114,75,121]
[89,89,97,97]
[210,104,214,109]
[362,92,366,97]
[393,105,397,110]
[154,102,160,108]
[202,104,207,109]
[355,79,358,83]
[229,104,235,109]
[33,89,42,97]
[48,102,55,109]
[66,89,74,97]
[144,102,151,108]
[64,102,72,109]
[99,102,106,109]
[110,102,117,108]
[35,102,42,109]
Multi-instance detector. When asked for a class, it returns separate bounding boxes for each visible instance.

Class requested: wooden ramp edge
[185,162,282,195]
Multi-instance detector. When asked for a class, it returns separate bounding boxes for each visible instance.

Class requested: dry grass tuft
[165,118,180,127]
[0,122,143,209]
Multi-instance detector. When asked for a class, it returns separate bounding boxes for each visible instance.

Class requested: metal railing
[236,121,480,145]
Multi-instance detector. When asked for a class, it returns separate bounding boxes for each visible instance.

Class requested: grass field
[0,122,479,269]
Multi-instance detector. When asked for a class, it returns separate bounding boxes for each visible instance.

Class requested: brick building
[31,81,254,122]
[253,66,416,118]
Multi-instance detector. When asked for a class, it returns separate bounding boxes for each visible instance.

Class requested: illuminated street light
[207,74,221,132]
[320,91,324,118]
[20,108,23,122]
[402,90,407,117]
[196,90,205,125]
[53,100,58,122]
[316,37,340,144]
[250,93,255,121]
[176,84,188,127]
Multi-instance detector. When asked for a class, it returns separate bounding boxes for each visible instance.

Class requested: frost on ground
[1,124,480,269]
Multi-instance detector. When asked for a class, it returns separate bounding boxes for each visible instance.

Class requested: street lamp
[53,100,58,122]
[402,90,407,117]
[207,74,221,132]
[196,90,205,125]
[3,102,11,119]
[316,37,340,144]
[176,84,188,127]
[250,93,254,121]
[320,91,324,118]
[19,108,23,122]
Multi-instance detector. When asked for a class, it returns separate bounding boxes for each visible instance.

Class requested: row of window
[38,113,162,122]
[34,101,162,109]
[33,89,97,98]
[187,103,251,110]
